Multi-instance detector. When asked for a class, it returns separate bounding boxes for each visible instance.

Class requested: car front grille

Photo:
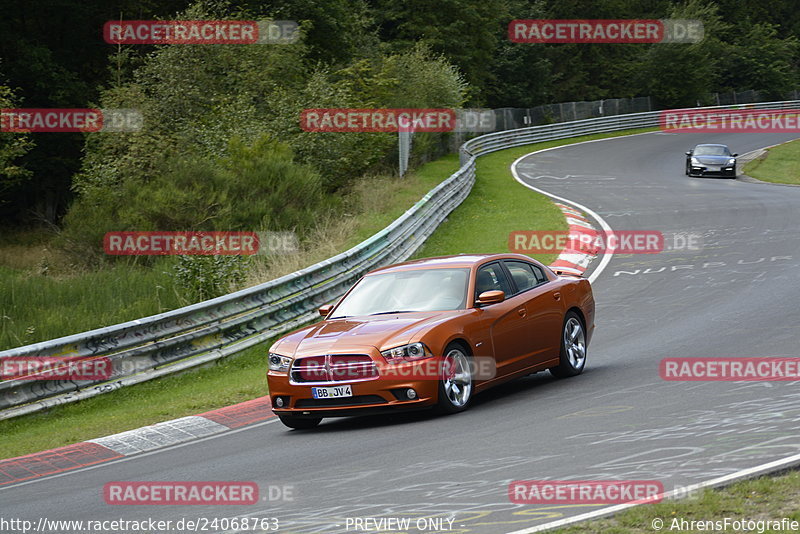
[290,354,378,384]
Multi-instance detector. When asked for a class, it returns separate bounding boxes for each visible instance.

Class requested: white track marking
[506,452,800,534]
[509,134,650,283]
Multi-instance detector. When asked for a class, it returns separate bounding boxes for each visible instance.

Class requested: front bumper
[267,355,442,418]
[689,164,736,177]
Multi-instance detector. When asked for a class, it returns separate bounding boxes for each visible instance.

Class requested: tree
[0,0,190,225]
[718,22,800,98]
[632,0,729,107]
[0,84,34,211]
[369,0,509,104]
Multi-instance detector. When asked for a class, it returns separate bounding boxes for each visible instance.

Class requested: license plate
[706,165,720,171]
[312,385,353,399]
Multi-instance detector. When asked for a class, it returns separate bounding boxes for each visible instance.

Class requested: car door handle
[553,292,561,301]
[517,308,527,317]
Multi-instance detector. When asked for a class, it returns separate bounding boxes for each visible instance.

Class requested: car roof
[366,253,539,275]
[694,143,728,148]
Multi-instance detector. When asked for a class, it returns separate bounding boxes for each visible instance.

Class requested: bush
[266,44,467,188]
[61,135,328,264]
[170,255,249,302]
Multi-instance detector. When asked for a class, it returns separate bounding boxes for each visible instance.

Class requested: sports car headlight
[381,342,432,363]
[726,158,736,165]
[690,157,701,165]
[268,353,292,373]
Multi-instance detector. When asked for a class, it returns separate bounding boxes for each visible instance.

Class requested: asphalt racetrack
[3,131,800,533]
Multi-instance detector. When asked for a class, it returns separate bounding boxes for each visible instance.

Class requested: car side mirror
[685,151,692,155]
[476,290,505,306]
[732,153,738,157]
[318,304,334,317]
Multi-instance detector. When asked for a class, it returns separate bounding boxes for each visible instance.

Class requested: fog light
[406,388,417,400]
[275,397,285,408]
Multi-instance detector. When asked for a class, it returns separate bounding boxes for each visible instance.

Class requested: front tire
[550,312,587,378]
[436,343,473,414]
[278,415,322,430]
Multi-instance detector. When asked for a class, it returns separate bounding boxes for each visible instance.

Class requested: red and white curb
[549,202,599,275]
[0,396,273,486]
[510,140,617,285]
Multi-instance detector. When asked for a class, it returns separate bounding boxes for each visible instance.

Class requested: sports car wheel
[437,343,473,414]
[278,415,322,429]
[550,312,587,378]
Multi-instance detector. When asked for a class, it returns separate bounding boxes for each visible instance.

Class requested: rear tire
[550,312,587,378]
[278,415,322,430]
[436,343,473,414]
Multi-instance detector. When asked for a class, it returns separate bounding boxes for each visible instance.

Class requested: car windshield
[694,145,730,156]
[330,268,470,317]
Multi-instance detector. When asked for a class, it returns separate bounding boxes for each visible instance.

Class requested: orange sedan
[266,254,595,429]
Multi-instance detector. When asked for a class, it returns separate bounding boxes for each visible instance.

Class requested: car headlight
[727,158,736,166]
[381,342,432,363]
[268,353,292,373]
[690,157,701,165]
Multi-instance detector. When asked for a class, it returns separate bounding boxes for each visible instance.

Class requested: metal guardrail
[461,100,800,163]
[2,100,798,420]
[0,161,476,419]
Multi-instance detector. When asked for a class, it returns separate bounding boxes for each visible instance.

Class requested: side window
[475,263,513,299]
[530,263,548,284]
[504,260,547,291]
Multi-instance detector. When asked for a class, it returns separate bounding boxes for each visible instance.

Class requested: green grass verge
[744,139,800,185]
[554,470,800,533]
[0,128,652,459]
[0,262,183,350]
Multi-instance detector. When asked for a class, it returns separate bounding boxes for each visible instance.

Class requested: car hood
[271,311,459,357]
[693,154,732,164]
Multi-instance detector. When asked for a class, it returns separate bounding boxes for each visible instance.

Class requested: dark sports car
[685,144,738,178]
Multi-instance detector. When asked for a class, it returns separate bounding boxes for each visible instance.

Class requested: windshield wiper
[369,310,413,315]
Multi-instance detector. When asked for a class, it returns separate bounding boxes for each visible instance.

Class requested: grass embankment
[0,157,458,459]
[743,139,800,185]
[0,261,182,350]
[0,158,462,352]
[0,128,652,459]
[554,470,800,533]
